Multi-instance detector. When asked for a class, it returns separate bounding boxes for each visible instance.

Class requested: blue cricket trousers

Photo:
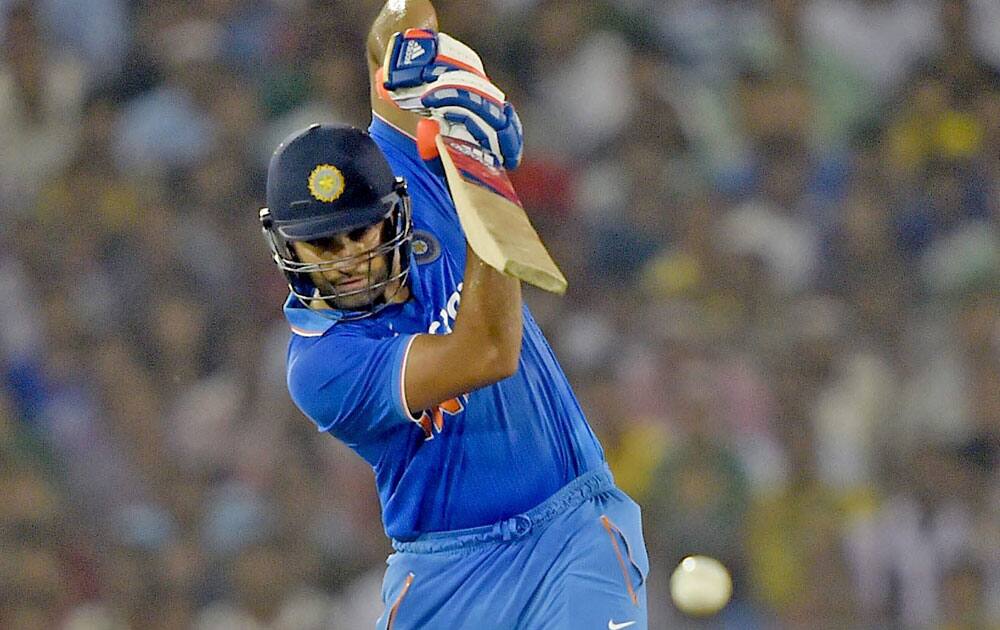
[375,466,649,629]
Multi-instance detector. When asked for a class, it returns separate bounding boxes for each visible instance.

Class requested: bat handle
[417,118,441,160]
[417,118,446,176]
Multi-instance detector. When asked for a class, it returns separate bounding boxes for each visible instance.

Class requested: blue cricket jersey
[283,115,605,541]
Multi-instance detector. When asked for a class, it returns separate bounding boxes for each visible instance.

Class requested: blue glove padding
[421,73,523,170]
[383,30,523,169]
[436,99,523,171]
[386,65,524,170]
[383,29,487,91]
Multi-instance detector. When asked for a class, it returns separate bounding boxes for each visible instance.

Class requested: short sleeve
[286,331,419,443]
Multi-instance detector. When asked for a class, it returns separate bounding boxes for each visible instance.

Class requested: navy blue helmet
[259,123,412,318]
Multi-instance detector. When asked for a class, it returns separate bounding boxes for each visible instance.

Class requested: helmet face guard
[260,178,413,320]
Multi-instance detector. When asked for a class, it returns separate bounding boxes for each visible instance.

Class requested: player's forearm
[403,245,521,413]
[453,243,523,377]
[367,0,437,137]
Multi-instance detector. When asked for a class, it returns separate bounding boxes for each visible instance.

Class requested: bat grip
[417,118,441,161]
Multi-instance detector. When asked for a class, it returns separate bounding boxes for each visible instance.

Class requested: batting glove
[381,29,524,170]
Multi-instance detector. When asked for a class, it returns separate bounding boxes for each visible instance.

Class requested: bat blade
[435,135,568,295]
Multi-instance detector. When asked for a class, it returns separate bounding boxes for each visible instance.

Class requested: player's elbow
[484,326,522,380]
[482,340,520,381]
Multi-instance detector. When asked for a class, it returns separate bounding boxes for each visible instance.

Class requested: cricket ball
[669,555,732,617]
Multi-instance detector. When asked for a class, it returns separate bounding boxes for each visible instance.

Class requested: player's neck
[386,280,410,305]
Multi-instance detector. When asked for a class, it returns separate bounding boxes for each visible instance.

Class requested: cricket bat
[375,26,567,295]
[421,120,568,295]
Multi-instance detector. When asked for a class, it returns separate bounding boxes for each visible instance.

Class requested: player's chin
[330,288,381,311]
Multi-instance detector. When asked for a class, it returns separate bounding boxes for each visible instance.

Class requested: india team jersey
[283,115,605,541]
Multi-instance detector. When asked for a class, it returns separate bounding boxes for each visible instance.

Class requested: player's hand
[382,28,487,90]
[381,29,524,170]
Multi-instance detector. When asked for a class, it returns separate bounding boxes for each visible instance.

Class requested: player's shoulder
[369,115,446,198]
[370,114,462,237]
[287,323,369,375]
[285,317,399,402]
[369,114,421,172]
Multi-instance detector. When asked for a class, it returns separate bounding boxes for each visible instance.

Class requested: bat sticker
[439,136,521,206]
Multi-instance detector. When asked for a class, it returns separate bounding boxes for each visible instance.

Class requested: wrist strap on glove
[382,28,487,90]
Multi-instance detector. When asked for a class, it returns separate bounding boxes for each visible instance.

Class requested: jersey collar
[283,294,342,337]
[282,267,425,337]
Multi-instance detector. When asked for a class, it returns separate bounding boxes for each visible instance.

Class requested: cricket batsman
[258,1,648,627]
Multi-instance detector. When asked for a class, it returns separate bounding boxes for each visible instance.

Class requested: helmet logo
[307,164,345,203]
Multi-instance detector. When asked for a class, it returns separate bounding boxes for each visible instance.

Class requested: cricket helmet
[259,123,412,317]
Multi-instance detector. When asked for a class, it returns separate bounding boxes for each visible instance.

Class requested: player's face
[291,222,393,310]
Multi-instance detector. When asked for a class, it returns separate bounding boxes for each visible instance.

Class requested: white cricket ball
[669,555,732,617]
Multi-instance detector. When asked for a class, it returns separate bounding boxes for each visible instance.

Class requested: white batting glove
[381,29,524,170]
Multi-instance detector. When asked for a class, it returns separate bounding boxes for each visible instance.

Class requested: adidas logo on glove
[403,40,428,66]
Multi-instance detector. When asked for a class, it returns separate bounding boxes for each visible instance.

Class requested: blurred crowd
[1,0,997,628]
